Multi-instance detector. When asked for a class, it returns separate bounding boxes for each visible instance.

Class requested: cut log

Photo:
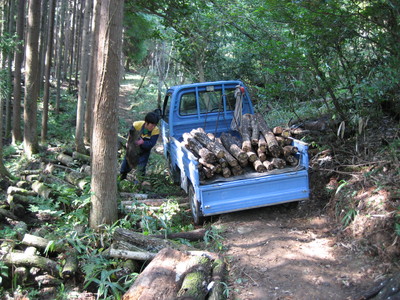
[190,129,225,159]
[31,181,54,199]
[246,150,257,163]
[220,132,247,163]
[122,248,194,300]
[285,155,299,166]
[253,160,267,173]
[2,252,59,275]
[215,138,238,167]
[64,171,89,190]
[176,255,212,300]
[113,228,183,252]
[150,228,207,241]
[109,248,156,261]
[258,134,267,153]
[250,114,259,146]
[231,165,244,176]
[221,167,232,178]
[72,151,91,164]
[281,128,291,138]
[262,160,275,171]
[257,148,267,162]
[240,114,252,152]
[255,113,282,157]
[35,274,62,286]
[62,249,79,278]
[183,133,217,164]
[208,257,226,300]
[22,234,61,252]
[271,158,286,169]
[7,186,36,196]
[282,145,299,157]
[273,126,283,135]
[0,208,20,221]
[56,153,76,167]
[276,136,291,147]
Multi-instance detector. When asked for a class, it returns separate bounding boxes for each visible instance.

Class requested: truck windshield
[179,88,237,116]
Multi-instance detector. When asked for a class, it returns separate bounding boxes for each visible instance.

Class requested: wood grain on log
[191,129,225,159]
[250,114,259,145]
[122,248,193,300]
[240,114,253,152]
[255,113,282,157]
[183,133,217,163]
[220,132,247,163]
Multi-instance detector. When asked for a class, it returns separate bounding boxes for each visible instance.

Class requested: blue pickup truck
[160,80,310,224]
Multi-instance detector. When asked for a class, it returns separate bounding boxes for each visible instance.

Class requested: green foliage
[0,261,9,286]
[82,255,133,300]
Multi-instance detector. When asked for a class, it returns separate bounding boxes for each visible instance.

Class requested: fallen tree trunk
[31,181,53,199]
[176,255,212,300]
[122,248,193,300]
[150,228,207,241]
[113,228,182,252]
[2,252,59,276]
[109,248,156,261]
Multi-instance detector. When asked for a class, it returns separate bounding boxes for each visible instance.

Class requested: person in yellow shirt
[119,112,160,180]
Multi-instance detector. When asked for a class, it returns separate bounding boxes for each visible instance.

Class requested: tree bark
[190,129,225,159]
[75,0,93,152]
[24,0,41,157]
[240,114,252,152]
[183,132,217,163]
[2,252,59,276]
[122,248,191,300]
[113,228,180,253]
[250,114,259,146]
[220,132,247,164]
[41,0,56,143]
[89,0,124,229]
[255,113,281,157]
[11,0,25,144]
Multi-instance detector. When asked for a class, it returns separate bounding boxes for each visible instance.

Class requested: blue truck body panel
[161,80,310,219]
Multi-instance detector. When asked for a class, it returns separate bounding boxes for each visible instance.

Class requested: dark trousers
[120,150,151,177]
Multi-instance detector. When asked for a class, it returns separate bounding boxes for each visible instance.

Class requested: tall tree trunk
[68,0,77,90]
[41,0,56,144]
[84,0,100,145]
[12,0,25,144]
[55,0,66,114]
[75,0,92,153]
[89,0,124,228]
[23,0,41,157]
[39,0,48,92]
[5,0,15,139]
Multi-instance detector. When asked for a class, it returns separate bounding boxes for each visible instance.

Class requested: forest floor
[118,79,399,300]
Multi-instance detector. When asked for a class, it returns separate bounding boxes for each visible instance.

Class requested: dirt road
[216,186,385,300]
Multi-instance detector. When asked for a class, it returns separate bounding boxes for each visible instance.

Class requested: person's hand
[135,138,144,146]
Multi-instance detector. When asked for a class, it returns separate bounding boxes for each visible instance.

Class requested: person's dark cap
[145,112,159,124]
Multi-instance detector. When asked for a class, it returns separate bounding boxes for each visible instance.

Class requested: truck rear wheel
[188,184,204,225]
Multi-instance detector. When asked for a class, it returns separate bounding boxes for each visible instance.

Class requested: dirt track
[216,182,386,300]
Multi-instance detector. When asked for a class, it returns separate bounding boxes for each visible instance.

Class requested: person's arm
[141,134,159,150]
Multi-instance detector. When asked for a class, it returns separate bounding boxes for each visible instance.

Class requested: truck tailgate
[198,169,309,216]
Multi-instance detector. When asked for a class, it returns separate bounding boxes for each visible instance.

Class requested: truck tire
[188,184,204,225]
[168,156,180,185]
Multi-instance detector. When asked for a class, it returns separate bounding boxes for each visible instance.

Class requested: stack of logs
[182,112,300,180]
